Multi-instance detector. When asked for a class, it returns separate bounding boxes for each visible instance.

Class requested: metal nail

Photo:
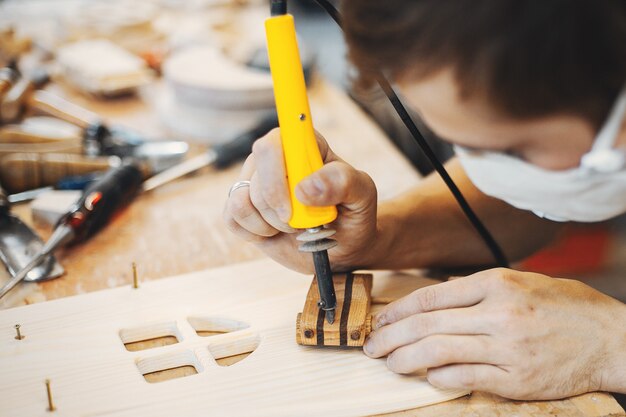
[132,262,138,289]
[14,324,23,340]
[45,379,55,411]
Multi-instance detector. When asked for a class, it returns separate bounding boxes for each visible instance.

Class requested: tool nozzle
[298,227,338,324]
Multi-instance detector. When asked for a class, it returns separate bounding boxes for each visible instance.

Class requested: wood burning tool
[265,1,338,324]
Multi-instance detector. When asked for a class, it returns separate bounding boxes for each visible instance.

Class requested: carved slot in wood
[119,321,181,352]
[136,350,202,383]
[187,316,249,337]
[207,333,260,367]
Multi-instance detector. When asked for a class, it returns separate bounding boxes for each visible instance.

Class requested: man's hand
[364,268,626,400]
[223,128,379,273]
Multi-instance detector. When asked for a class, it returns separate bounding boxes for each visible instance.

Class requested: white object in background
[157,45,275,144]
[56,39,152,96]
[31,189,81,228]
[156,86,272,144]
[163,45,274,109]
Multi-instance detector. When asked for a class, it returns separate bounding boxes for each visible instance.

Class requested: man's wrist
[596,302,626,393]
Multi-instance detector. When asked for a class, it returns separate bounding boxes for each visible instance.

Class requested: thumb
[295,161,376,212]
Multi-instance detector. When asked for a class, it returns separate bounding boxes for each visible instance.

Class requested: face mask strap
[590,85,626,152]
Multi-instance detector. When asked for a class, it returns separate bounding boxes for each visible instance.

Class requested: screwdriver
[0,163,143,299]
[0,116,279,300]
[265,1,338,324]
[143,113,278,192]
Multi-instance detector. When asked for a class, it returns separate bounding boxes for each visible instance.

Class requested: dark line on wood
[339,272,355,346]
[316,306,325,346]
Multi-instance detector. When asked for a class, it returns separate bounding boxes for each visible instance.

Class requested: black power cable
[310,0,509,267]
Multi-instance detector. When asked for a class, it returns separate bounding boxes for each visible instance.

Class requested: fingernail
[363,338,374,356]
[373,313,387,330]
[299,177,325,198]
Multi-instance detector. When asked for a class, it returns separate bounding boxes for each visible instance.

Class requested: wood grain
[297,273,372,347]
[0,260,469,417]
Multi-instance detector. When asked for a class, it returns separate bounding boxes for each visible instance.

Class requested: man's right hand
[223,128,379,274]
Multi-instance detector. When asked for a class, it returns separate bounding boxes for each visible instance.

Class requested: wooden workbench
[1,78,623,416]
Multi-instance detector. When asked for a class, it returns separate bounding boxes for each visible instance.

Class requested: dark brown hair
[342,0,626,128]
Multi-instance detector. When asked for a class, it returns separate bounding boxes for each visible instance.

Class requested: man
[224,0,626,400]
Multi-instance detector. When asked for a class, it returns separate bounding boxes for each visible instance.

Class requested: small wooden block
[296,273,373,347]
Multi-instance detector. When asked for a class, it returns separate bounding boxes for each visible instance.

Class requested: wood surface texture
[0,78,623,416]
[0,259,469,417]
[297,273,372,347]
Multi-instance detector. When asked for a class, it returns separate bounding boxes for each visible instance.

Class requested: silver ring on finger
[228,180,251,197]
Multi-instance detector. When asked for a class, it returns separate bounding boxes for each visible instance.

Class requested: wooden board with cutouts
[0,259,467,416]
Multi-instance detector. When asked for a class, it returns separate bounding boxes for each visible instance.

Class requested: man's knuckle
[261,187,284,209]
[229,195,253,219]
[416,286,439,312]
[251,135,274,156]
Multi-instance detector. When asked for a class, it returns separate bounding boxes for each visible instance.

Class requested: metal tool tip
[325,309,335,325]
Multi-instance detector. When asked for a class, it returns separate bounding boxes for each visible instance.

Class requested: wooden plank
[297,273,372,347]
[0,259,468,417]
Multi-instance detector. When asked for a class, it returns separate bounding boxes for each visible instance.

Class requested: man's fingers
[225,185,280,237]
[374,275,487,329]
[251,129,292,223]
[223,210,268,243]
[364,307,487,358]
[385,334,501,374]
[427,363,509,393]
[249,173,296,234]
[295,161,376,212]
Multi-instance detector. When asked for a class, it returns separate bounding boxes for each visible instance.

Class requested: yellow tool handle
[265,14,337,229]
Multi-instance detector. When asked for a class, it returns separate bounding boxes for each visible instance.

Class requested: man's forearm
[365,158,563,269]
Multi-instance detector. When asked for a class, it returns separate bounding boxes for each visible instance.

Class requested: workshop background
[1,0,625,411]
[2,0,623,296]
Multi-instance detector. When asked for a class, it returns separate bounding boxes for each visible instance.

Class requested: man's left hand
[364,268,626,399]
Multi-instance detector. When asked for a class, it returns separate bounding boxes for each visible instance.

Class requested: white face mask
[455,87,626,223]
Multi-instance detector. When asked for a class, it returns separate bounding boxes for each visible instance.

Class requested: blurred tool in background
[0,0,320,290]
[0,184,64,283]
[0,67,19,101]
[0,152,121,194]
[0,67,50,123]
[143,112,279,191]
[0,163,144,300]
[0,110,280,299]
